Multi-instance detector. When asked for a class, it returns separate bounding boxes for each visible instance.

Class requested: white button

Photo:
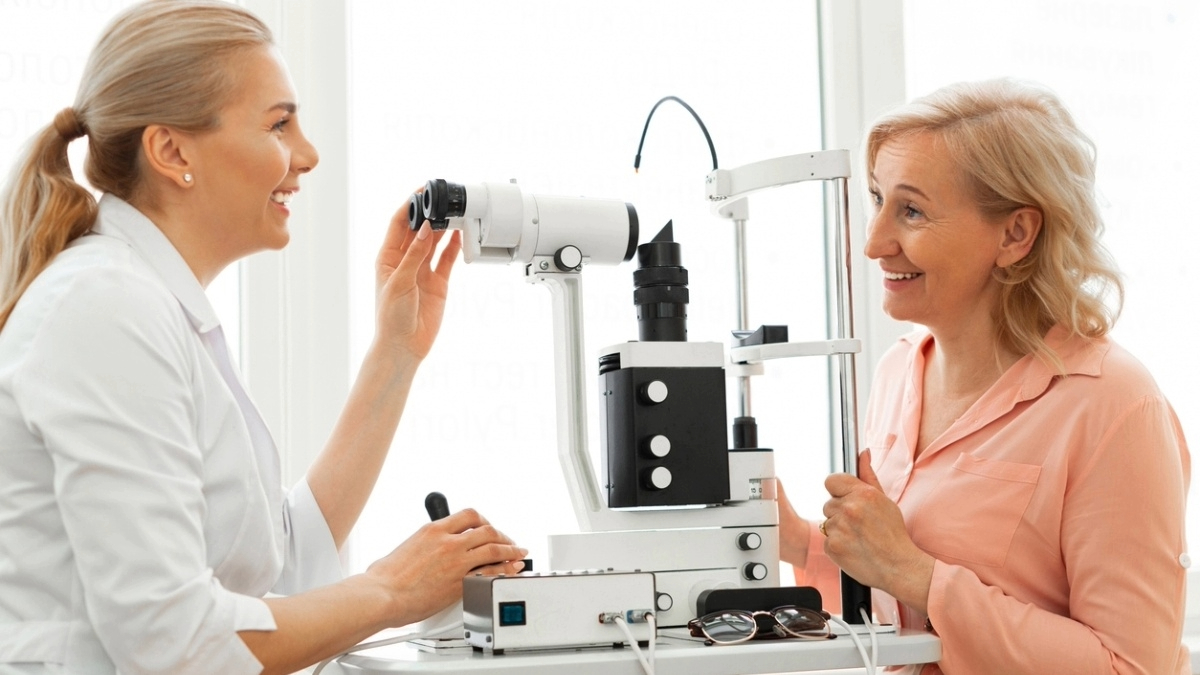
[648,467,672,490]
[656,593,674,612]
[648,435,671,458]
[1180,553,1192,569]
[643,381,668,404]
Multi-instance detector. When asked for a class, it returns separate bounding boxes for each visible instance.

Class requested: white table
[332,628,940,675]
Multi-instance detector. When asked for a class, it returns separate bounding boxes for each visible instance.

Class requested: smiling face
[864,132,1011,337]
[185,45,318,260]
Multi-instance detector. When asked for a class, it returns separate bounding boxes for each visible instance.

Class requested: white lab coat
[0,195,343,674]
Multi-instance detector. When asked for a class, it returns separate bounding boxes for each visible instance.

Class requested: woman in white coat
[0,2,526,674]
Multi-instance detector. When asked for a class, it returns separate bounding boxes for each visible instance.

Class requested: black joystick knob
[425,491,450,521]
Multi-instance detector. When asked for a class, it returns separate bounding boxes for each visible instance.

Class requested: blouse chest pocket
[910,454,1041,568]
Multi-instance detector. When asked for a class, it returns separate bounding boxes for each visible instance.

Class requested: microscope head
[407,179,639,267]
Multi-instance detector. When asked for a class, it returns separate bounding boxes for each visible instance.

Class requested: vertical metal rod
[829,176,871,623]
[733,217,752,418]
[832,178,859,473]
[822,186,839,473]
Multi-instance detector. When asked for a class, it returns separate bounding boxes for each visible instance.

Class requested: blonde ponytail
[0,0,273,331]
[0,109,97,329]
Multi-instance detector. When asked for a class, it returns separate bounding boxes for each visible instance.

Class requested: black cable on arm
[634,95,718,172]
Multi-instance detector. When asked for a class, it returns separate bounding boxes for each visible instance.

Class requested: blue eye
[904,205,923,219]
[868,189,883,207]
[271,117,290,132]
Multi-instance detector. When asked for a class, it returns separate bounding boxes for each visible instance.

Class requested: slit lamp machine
[405,150,872,648]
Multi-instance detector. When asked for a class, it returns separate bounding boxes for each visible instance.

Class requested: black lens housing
[633,221,688,342]
[407,178,467,231]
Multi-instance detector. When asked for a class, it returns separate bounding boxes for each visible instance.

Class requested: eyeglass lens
[694,606,828,643]
[772,607,828,638]
[697,611,757,642]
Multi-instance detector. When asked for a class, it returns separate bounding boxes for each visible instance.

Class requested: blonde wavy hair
[0,0,273,330]
[866,78,1124,367]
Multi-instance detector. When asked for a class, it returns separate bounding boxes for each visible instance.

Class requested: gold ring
[819,519,828,537]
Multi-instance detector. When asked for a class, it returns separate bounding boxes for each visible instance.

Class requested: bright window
[347,0,828,570]
[903,0,1199,540]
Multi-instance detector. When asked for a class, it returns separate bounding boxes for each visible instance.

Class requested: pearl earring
[183,173,193,184]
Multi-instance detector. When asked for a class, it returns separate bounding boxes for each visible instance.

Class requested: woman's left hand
[373,197,463,361]
[822,450,934,613]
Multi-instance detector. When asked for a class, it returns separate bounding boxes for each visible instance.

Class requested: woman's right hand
[372,195,463,363]
[364,509,527,627]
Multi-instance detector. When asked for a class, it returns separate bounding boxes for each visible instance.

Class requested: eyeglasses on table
[687,606,833,646]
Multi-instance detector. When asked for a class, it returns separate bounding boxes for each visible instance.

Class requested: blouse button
[1179,553,1192,569]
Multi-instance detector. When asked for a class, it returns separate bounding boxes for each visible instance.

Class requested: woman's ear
[140,124,194,189]
[996,207,1043,268]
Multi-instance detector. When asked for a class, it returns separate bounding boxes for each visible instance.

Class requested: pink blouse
[797,327,1190,674]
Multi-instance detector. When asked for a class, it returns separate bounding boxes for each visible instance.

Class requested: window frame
[240,0,352,486]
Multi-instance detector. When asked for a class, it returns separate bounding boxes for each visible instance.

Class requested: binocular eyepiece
[408,179,468,231]
[402,178,639,267]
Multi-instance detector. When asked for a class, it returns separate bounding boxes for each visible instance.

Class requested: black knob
[737,532,762,551]
[425,491,450,521]
[554,245,583,271]
[743,562,768,581]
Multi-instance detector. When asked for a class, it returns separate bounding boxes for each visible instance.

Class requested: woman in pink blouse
[778,79,1191,674]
